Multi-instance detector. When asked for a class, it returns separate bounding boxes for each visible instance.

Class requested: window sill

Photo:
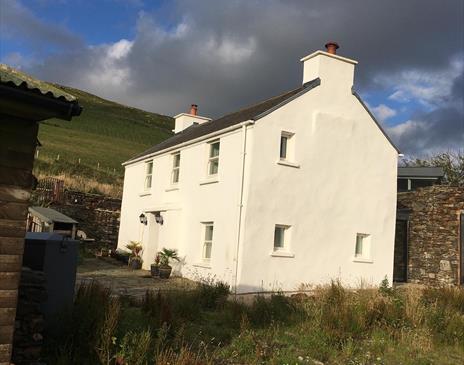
[193,262,211,269]
[139,191,151,197]
[199,177,219,186]
[270,251,295,258]
[165,186,179,192]
[353,257,373,263]
[276,160,300,168]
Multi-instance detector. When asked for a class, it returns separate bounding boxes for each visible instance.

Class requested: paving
[76,257,196,299]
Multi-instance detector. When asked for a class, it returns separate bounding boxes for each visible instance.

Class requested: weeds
[44,281,464,364]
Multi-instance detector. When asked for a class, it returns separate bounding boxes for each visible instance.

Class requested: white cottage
[117,43,399,293]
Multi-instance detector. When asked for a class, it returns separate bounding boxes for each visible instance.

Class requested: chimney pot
[325,41,339,55]
[189,104,198,115]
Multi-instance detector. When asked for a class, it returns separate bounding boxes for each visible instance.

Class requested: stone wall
[33,189,121,249]
[12,268,46,365]
[397,185,464,286]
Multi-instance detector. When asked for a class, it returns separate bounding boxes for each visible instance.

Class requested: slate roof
[29,206,78,224]
[398,167,445,178]
[0,63,77,102]
[127,78,321,163]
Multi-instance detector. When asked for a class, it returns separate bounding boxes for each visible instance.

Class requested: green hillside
[34,84,174,196]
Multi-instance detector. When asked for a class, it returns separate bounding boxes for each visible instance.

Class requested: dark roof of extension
[127,78,321,163]
[398,167,445,178]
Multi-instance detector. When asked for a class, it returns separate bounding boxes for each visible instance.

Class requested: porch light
[139,213,148,225]
[155,212,164,225]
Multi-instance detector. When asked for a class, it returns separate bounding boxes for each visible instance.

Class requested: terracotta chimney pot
[325,41,339,55]
[189,104,198,115]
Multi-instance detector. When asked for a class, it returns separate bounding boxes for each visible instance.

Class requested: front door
[393,219,408,283]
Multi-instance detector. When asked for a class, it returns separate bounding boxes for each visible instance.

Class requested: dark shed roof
[127,78,321,163]
[398,167,445,178]
[29,206,78,224]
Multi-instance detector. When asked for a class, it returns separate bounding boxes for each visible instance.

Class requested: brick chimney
[173,104,211,133]
[300,42,357,90]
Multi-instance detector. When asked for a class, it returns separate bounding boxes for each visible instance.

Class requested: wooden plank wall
[0,117,38,365]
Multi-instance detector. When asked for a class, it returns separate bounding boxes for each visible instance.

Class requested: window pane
[210,142,220,157]
[145,175,152,189]
[205,225,214,241]
[172,169,179,183]
[204,242,212,259]
[209,159,219,175]
[280,136,287,159]
[274,227,285,249]
[146,161,153,174]
[355,235,363,256]
[173,154,180,168]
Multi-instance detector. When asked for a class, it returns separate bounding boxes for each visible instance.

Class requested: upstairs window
[208,141,220,176]
[274,224,290,251]
[202,222,214,261]
[144,160,153,190]
[171,152,180,184]
[279,131,294,161]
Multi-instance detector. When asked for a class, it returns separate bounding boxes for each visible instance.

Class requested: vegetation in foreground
[34,84,174,196]
[44,280,464,365]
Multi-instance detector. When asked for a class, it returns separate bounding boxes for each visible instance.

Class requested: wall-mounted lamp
[155,212,164,225]
[139,213,148,225]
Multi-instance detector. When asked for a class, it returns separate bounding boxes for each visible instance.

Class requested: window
[279,131,294,161]
[274,225,290,251]
[208,141,220,176]
[355,233,371,259]
[202,223,214,260]
[144,160,153,189]
[171,152,180,184]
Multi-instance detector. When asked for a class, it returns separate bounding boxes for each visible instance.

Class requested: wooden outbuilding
[0,64,81,364]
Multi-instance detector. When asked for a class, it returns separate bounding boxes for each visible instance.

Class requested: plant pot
[129,258,142,270]
[159,265,172,279]
[151,264,160,277]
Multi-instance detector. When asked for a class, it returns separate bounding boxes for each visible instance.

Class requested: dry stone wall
[397,185,464,286]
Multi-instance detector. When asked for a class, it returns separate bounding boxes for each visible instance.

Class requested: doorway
[393,218,408,283]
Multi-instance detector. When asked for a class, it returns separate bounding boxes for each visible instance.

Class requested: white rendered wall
[117,126,254,285]
[237,62,397,292]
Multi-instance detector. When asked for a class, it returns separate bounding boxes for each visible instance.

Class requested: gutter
[123,120,255,166]
[233,120,254,295]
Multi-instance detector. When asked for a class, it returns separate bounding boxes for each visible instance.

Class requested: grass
[34,84,174,196]
[43,280,464,364]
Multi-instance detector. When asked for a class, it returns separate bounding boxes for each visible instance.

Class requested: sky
[1,0,463,156]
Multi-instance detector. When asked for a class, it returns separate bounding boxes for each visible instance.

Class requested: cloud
[7,0,463,155]
[0,0,83,51]
[371,104,397,122]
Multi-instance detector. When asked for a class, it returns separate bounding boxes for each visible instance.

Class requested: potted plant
[158,248,180,279]
[126,241,143,270]
[150,252,160,278]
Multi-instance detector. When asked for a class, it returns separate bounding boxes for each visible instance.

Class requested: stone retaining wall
[397,185,464,286]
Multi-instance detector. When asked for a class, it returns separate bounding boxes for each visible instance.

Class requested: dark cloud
[0,0,83,52]
[12,0,464,154]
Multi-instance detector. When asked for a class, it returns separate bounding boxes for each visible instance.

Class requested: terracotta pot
[151,264,160,277]
[129,258,142,270]
[159,265,172,279]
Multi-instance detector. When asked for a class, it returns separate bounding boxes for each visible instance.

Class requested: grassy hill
[34,85,174,197]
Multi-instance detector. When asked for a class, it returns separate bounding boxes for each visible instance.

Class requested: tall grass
[44,280,464,364]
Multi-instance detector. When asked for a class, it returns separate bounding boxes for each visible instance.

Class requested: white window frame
[144,160,153,190]
[202,222,214,261]
[273,224,291,252]
[354,233,372,262]
[207,140,220,176]
[279,131,294,161]
[171,152,180,184]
